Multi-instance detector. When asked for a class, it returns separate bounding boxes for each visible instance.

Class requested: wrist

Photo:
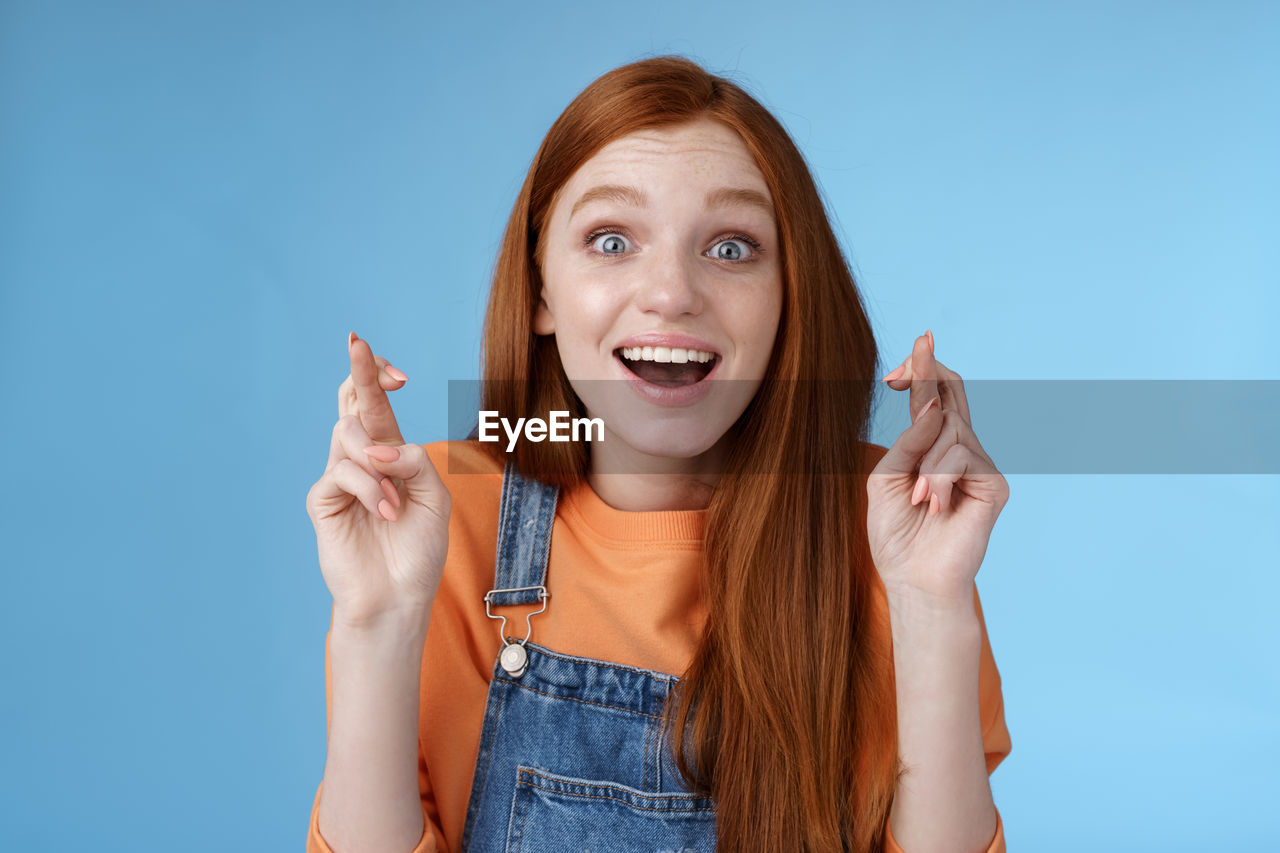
[883,578,976,615]
[332,604,431,645]
[885,585,981,641]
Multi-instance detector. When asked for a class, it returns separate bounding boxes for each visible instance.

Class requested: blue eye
[712,239,747,261]
[710,235,760,262]
[590,233,629,254]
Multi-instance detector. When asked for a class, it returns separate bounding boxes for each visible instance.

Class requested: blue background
[2,1,1277,850]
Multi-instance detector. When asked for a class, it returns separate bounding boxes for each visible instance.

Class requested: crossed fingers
[880,331,1002,515]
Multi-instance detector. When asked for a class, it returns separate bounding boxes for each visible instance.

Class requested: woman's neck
[585,434,726,512]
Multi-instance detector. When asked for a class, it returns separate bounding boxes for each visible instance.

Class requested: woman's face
[536,117,783,472]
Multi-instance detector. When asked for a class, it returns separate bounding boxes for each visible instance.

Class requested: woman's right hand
[305,332,452,629]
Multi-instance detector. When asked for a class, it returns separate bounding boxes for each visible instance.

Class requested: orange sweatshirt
[307,440,1011,852]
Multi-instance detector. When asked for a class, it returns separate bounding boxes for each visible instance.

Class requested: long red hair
[477,55,898,851]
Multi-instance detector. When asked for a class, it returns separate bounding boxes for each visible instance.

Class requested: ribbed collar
[561,478,706,544]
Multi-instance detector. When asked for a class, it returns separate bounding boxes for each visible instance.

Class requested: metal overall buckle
[483,584,549,678]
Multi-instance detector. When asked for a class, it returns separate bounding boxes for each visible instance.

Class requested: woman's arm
[305,335,453,852]
[311,609,434,853]
[885,588,998,853]
[867,331,1012,853]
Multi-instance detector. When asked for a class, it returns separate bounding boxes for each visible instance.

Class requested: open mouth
[614,346,719,388]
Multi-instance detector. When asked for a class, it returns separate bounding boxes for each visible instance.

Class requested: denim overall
[459,462,718,852]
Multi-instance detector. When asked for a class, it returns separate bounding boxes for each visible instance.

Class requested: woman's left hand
[866,330,1010,606]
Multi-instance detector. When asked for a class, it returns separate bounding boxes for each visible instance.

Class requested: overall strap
[484,461,558,678]
[489,460,559,604]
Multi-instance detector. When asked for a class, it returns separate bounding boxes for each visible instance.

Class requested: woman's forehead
[573,119,764,182]
[555,120,773,218]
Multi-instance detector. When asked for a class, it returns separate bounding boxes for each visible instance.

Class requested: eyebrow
[569,184,775,220]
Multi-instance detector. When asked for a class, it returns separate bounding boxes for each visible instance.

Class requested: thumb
[874,395,944,477]
[362,442,450,509]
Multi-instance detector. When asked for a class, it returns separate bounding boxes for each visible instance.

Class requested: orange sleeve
[881,582,1011,853]
[305,617,445,853]
[973,583,1011,776]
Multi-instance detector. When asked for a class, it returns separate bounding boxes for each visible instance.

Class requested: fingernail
[911,474,928,505]
[385,364,409,382]
[913,395,940,424]
[928,492,940,517]
[348,331,357,352]
[378,498,398,522]
[379,476,401,509]
[882,364,906,383]
[364,444,400,463]
[925,329,934,353]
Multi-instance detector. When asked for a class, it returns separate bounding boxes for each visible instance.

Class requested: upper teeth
[619,346,716,364]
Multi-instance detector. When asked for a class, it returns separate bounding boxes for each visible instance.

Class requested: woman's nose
[633,249,703,319]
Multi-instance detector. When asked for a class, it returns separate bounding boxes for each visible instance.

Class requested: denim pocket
[504,765,717,853]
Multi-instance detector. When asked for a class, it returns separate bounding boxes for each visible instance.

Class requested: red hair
[478,55,897,851]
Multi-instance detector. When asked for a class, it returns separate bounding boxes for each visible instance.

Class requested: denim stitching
[643,715,654,790]
[494,676,663,720]
[471,668,510,831]
[530,487,556,588]
[501,468,524,591]
[515,773,529,853]
[495,462,517,591]
[650,679,661,790]
[515,768,715,813]
[527,644,682,686]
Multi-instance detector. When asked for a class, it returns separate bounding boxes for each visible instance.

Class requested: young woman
[305,56,1011,853]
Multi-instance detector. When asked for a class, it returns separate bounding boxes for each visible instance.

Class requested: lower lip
[613,352,721,407]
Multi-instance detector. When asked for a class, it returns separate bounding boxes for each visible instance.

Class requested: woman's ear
[533,287,555,335]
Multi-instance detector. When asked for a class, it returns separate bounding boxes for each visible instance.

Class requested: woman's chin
[592,425,728,472]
